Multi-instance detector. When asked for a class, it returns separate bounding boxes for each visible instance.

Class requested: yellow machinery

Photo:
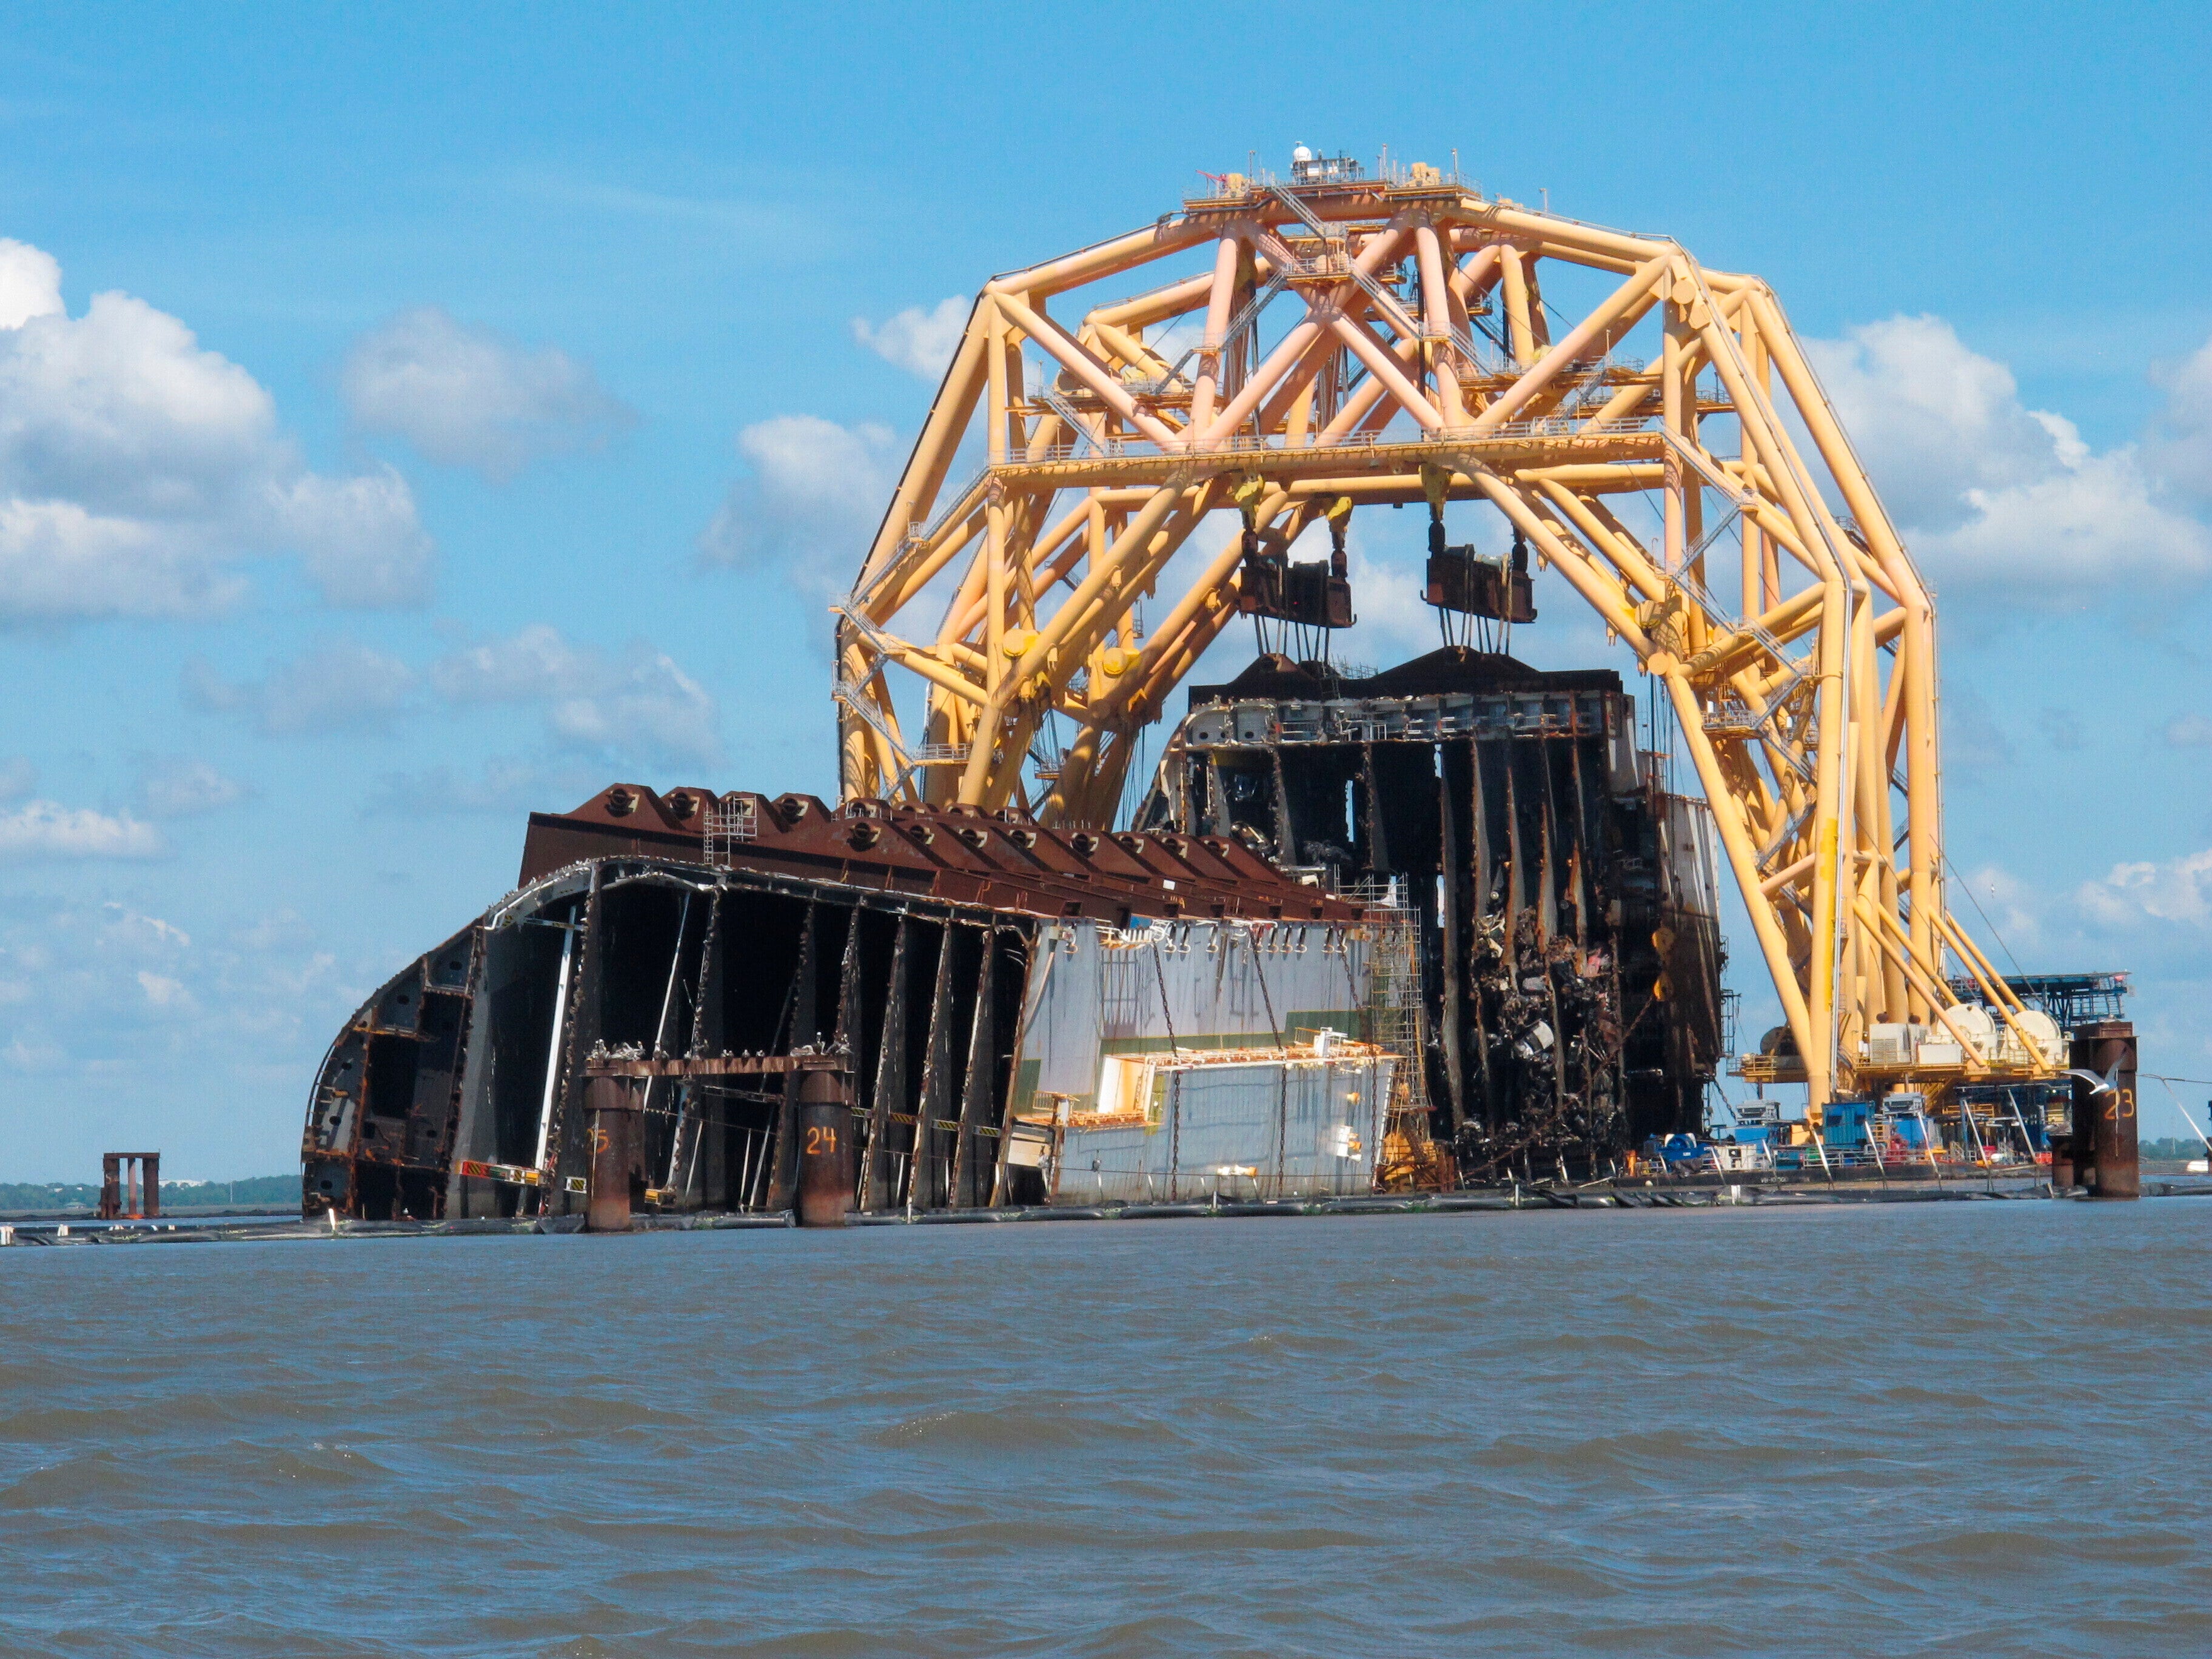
[833,155,2058,1110]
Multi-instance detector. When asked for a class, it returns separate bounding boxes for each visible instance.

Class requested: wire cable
[1944,850,2026,980]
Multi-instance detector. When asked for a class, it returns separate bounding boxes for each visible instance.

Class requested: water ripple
[2,1204,2210,1655]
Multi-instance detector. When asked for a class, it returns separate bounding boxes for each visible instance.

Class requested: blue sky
[3,1,2210,1178]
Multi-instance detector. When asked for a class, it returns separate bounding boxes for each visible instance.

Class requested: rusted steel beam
[691,890,729,1206]
[861,915,911,1211]
[910,922,964,1210]
[521,786,1364,927]
[950,931,998,1209]
[766,902,819,1214]
[1438,742,1467,1133]
[542,864,606,1216]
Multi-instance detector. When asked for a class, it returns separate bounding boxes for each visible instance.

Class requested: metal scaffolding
[832,155,2057,1109]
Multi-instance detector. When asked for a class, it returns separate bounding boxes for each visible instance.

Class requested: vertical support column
[1436,741,1467,1134]
[541,866,605,1213]
[1806,575,1849,1117]
[1500,246,1536,367]
[985,480,1010,700]
[988,930,1041,1208]
[1661,299,1691,574]
[1190,233,1242,438]
[646,894,692,1202]
[1855,594,1902,1033]
[797,1067,856,1227]
[861,916,911,1212]
[1681,357,1704,631]
[984,297,1012,702]
[1741,326,1765,618]
[1358,743,1392,874]
[910,923,961,1210]
[766,902,819,1215]
[100,1154,119,1220]
[950,932,999,1209]
[1902,612,1941,1021]
[532,906,578,1176]
[585,1075,640,1233]
[1466,737,1496,1130]
[144,1153,159,1219]
[1414,220,1466,426]
[2071,1019,2139,1201]
[688,887,728,1207]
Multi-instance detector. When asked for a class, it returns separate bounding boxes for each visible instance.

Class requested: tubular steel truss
[835,157,2047,1107]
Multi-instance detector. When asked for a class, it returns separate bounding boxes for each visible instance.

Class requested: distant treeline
[2142,1138,2210,1162]
[0,1175,300,1212]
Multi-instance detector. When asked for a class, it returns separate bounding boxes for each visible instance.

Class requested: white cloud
[427,622,601,703]
[268,468,433,608]
[137,757,246,818]
[1925,442,2210,592]
[0,240,434,622]
[0,497,251,620]
[851,296,969,380]
[1344,545,1436,660]
[0,238,62,330]
[428,625,723,768]
[697,414,901,597]
[136,969,195,1014]
[184,638,417,736]
[341,306,632,483]
[2154,334,2212,499]
[0,800,164,860]
[177,625,722,768]
[545,653,719,768]
[2078,850,2212,930]
[0,898,348,1084]
[2164,712,2212,748]
[1807,315,2212,596]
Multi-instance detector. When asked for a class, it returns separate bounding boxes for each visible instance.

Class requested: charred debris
[302,648,1724,1224]
[1139,647,1723,1181]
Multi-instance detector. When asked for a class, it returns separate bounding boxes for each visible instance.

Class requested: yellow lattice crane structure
[833,153,2057,1108]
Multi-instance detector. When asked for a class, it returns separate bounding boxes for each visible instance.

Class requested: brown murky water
[4,1201,2210,1656]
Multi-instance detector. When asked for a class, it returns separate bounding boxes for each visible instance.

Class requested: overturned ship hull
[302,789,1389,1221]
[1137,649,1726,1179]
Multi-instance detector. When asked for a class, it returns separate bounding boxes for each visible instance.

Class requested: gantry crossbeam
[833,158,2051,1107]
